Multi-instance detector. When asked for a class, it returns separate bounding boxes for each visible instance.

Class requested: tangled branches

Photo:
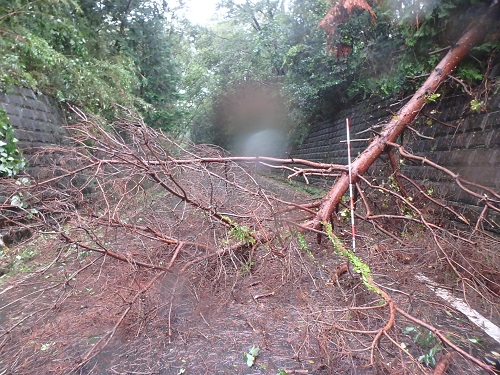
[0,109,498,374]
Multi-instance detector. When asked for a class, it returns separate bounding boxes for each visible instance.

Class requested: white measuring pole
[346,118,356,252]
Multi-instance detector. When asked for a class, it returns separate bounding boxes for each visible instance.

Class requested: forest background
[2,0,498,157]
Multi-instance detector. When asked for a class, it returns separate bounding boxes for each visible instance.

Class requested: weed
[297,232,314,259]
[240,259,255,275]
[285,179,324,196]
[222,216,256,246]
[470,99,484,111]
[243,345,260,367]
[40,342,55,351]
[424,93,441,103]
[403,326,441,367]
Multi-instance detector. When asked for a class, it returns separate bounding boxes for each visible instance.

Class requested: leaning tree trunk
[312,1,500,232]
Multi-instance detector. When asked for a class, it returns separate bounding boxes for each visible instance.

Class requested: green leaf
[468,337,482,344]
[249,345,260,356]
[243,345,260,367]
[243,353,255,367]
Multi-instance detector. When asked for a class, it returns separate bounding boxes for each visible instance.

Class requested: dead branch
[389,142,500,206]
[433,352,454,375]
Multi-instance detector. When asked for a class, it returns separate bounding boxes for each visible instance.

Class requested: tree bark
[312,1,500,232]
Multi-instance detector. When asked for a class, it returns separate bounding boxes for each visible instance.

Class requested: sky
[183,0,220,25]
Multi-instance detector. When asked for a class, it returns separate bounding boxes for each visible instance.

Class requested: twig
[73,271,167,372]
[433,352,454,375]
[396,307,496,374]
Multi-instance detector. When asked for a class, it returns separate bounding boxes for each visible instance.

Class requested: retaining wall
[0,87,68,180]
[292,92,500,229]
[1,86,498,229]
[0,87,67,150]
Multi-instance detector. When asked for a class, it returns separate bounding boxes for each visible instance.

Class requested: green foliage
[0,246,37,277]
[243,345,260,367]
[0,0,182,129]
[470,99,484,111]
[226,220,256,246]
[402,326,441,368]
[297,232,314,259]
[424,93,441,103]
[0,109,25,176]
[324,223,377,294]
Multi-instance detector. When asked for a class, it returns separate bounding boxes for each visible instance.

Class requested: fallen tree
[312,0,500,233]
[0,105,498,373]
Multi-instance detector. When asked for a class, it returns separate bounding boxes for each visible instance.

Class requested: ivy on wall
[0,109,25,177]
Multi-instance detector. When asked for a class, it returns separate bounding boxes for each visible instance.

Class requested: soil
[0,172,499,375]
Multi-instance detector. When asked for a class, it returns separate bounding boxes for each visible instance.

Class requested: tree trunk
[312,2,500,232]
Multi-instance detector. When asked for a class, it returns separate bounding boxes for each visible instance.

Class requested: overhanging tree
[310,0,500,232]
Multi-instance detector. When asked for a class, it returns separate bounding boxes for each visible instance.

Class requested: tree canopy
[0,0,498,140]
[0,0,182,130]
[180,0,499,147]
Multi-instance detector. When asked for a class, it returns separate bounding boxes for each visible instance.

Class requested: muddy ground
[0,169,499,375]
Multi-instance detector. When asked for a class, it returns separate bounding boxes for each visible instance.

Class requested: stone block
[431,136,450,151]
[32,100,49,113]
[436,123,456,137]
[494,169,500,189]
[467,149,494,166]
[433,151,454,166]
[461,114,483,132]
[36,132,55,144]
[31,120,47,133]
[466,132,489,149]
[487,130,500,148]
[6,114,22,128]
[482,111,500,130]
[451,149,469,166]
[19,107,36,120]
[489,149,498,167]
[20,119,37,132]
[455,165,495,186]
[18,87,35,99]
[419,123,436,138]
[13,129,32,142]
[8,93,27,106]
[0,103,21,118]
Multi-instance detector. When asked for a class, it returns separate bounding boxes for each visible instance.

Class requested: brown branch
[433,352,454,375]
[60,232,170,271]
[387,148,408,197]
[422,113,458,129]
[389,142,500,203]
[396,307,496,374]
[397,173,471,224]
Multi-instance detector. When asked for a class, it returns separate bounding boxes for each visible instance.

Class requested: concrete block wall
[0,85,498,228]
[0,87,68,179]
[292,92,500,229]
[0,87,67,152]
[292,95,404,163]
